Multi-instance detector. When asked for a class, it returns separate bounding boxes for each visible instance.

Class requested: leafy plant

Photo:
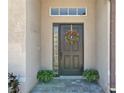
[82,69,100,82]
[8,73,20,93]
[37,70,54,83]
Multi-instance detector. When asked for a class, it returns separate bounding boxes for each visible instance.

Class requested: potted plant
[37,70,54,83]
[8,73,20,93]
[82,69,100,82]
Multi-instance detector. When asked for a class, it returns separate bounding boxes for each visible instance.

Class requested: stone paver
[31,79,104,93]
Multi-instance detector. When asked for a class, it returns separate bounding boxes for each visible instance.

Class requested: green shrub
[37,70,54,83]
[8,73,20,93]
[82,69,100,82]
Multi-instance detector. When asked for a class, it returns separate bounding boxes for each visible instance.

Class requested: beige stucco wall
[8,0,27,92]
[41,0,96,70]
[8,0,41,92]
[26,0,41,92]
[96,0,110,93]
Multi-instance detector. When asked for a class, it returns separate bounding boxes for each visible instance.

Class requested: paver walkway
[31,79,104,93]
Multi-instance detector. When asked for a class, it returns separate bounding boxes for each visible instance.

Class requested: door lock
[59,51,62,60]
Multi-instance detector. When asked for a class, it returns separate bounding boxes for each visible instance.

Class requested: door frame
[53,23,84,76]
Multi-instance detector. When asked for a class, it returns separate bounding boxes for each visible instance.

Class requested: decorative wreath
[64,31,79,45]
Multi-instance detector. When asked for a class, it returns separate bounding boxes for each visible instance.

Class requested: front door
[59,24,84,75]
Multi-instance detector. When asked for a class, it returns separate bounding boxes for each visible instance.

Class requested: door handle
[59,51,63,60]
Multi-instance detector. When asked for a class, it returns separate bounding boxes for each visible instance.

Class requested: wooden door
[59,24,83,75]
